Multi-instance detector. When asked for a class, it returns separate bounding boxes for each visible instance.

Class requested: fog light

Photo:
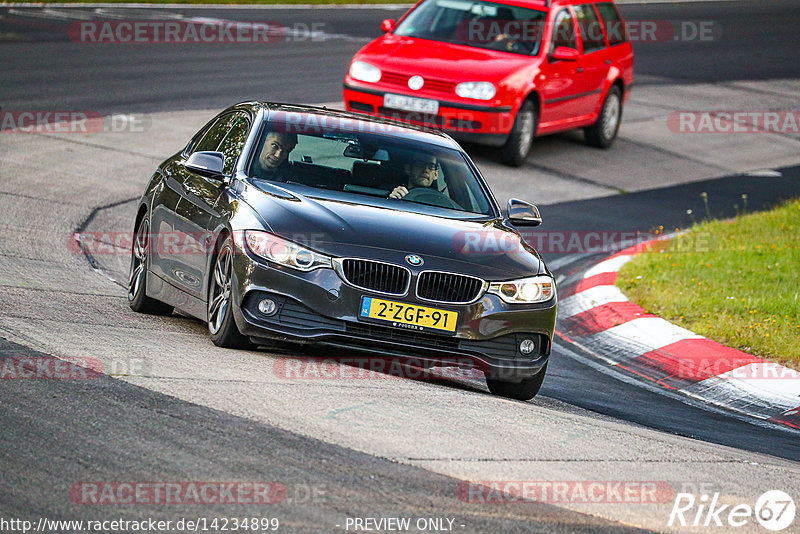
[258,298,277,316]
[519,339,536,355]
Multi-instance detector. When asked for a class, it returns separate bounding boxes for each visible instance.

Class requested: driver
[388,155,440,199]
[254,131,298,180]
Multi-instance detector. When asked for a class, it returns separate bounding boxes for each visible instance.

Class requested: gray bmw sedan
[129,102,556,400]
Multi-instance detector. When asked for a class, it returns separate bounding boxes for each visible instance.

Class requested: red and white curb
[555,241,800,430]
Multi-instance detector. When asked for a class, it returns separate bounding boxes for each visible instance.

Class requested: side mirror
[186,151,225,178]
[551,46,579,62]
[507,198,542,226]
[381,19,396,33]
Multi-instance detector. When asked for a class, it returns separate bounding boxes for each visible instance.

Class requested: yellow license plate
[359,296,458,333]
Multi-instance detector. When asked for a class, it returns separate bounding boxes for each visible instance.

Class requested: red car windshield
[394,0,546,56]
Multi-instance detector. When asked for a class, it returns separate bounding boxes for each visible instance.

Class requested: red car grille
[382,71,455,95]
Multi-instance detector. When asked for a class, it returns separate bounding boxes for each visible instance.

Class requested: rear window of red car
[573,4,606,53]
[595,2,628,46]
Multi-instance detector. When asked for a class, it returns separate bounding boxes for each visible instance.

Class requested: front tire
[500,100,536,167]
[585,85,622,148]
[208,236,255,349]
[128,215,174,315]
[486,364,547,401]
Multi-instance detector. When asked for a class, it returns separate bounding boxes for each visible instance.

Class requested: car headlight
[488,275,555,303]
[348,61,382,83]
[244,230,332,272]
[455,82,496,100]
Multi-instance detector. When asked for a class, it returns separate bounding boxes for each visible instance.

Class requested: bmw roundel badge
[405,254,423,266]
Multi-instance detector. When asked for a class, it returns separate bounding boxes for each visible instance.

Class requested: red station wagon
[344,0,634,166]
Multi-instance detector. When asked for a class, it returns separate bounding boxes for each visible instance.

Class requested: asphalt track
[1,2,800,533]
[1,337,654,534]
[1,1,800,113]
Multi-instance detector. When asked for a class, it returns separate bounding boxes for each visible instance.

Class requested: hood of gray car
[242,180,545,280]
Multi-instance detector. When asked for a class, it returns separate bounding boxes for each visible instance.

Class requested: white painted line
[744,169,783,177]
[558,285,628,318]
[93,7,183,20]
[8,7,96,19]
[594,317,703,353]
[582,254,633,278]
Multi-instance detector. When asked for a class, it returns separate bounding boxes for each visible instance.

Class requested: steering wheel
[485,34,534,54]
[402,187,463,210]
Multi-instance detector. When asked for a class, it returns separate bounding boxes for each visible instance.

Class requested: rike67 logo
[669,490,795,531]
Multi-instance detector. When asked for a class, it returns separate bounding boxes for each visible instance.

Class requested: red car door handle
[576,67,584,73]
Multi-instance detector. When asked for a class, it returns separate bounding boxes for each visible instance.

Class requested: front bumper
[229,244,557,382]
[343,83,513,148]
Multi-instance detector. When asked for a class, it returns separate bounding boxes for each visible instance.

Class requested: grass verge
[617,197,800,369]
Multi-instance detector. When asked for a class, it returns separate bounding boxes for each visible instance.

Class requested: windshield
[394,0,546,56]
[247,116,495,216]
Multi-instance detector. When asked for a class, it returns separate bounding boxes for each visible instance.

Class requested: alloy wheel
[208,243,233,335]
[128,218,149,301]
[601,92,621,142]
[517,109,535,158]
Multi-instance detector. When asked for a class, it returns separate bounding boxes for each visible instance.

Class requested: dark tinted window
[596,2,627,45]
[191,112,251,174]
[218,115,251,174]
[574,4,606,53]
[551,9,577,51]
[194,113,240,153]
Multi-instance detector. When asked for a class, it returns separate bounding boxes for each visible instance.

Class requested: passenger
[388,155,439,199]
[255,131,298,180]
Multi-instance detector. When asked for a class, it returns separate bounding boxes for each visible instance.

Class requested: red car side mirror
[381,19,396,33]
[552,46,580,61]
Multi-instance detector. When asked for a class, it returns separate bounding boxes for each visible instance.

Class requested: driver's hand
[388,186,408,199]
